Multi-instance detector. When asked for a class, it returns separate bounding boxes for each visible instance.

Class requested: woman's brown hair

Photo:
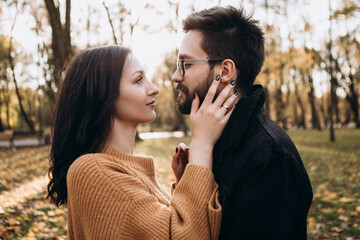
[47,46,131,206]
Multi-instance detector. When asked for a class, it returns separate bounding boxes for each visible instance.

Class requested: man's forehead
[179,30,206,59]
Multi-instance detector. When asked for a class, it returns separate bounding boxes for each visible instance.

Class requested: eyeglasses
[177,59,223,76]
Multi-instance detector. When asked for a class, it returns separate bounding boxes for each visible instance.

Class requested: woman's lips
[146,100,156,108]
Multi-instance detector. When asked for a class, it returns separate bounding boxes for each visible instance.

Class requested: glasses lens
[177,60,185,76]
[177,60,181,75]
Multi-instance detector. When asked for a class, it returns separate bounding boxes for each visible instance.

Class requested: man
[171,6,313,240]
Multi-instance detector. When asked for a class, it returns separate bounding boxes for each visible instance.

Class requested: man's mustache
[176,83,189,95]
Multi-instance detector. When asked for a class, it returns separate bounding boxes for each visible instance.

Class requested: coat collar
[213,84,265,171]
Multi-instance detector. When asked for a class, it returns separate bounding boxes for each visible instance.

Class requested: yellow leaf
[338,215,349,222]
[13,226,21,234]
[355,206,360,212]
[7,218,18,225]
[27,231,36,240]
[307,217,315,227]
[322,208,333,213]
[331,226,343,232]
[339,197,355,203]
[47,210,56,217]
[323,192,338,202]
[337,208,345,214]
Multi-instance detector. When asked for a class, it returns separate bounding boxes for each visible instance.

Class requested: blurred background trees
[0,0,359,141]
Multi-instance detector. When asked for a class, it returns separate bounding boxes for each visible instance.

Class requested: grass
[287,129,360,239]
[0,129,359,239]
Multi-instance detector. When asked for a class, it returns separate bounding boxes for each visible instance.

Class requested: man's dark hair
[183,6,265,95]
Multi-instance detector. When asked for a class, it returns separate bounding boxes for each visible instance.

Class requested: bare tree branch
[103,0,118,45]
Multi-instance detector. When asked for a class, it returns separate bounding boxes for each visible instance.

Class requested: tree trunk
[294,85,306,129]
[8,7,35,131]
[0,93,3,131]
[8,53,35,131]
[44,0,72,100]
[306,74,322,130]
[275,84,282,126]
[344,50,360,128]
[5,78,10,128]
[328,0,335,141]
[320,94,328,128]
[0,117,3,132]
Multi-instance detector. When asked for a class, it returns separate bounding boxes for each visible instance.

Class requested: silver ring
[222,105,229,110]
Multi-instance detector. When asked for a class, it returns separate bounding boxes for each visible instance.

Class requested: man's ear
[219,59,236,83]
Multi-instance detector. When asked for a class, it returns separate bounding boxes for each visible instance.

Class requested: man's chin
[176,103,191,115]
[176,97,191,114]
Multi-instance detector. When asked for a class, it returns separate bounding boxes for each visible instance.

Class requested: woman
[47,46,238,239]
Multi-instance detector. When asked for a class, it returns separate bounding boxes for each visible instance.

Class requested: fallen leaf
[339,197,355,203]
[308,217,316,227]
[7,217,18,225]
[337,208,345,214]
[47,210,56,217]
[331,226,343,232]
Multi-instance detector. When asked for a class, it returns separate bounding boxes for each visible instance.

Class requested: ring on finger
[222,105,229,110]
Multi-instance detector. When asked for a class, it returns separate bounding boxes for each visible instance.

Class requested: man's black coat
[213,85,313,240]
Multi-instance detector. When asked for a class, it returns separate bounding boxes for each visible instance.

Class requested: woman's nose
[149,82,160,96]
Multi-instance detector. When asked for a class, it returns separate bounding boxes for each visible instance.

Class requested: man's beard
[176,69,214,114]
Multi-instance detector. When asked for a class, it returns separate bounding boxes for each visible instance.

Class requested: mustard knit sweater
[66,146,221,239]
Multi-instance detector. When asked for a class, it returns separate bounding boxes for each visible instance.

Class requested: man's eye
[184,64,192,69]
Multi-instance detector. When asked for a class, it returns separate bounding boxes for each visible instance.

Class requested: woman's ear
[220,59,236,83]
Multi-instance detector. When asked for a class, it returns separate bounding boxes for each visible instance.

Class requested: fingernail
[175,147,178,153]
[193,92,196,99]
[230,80,235,86]
[215,75,220,81]
[234,91,239,96]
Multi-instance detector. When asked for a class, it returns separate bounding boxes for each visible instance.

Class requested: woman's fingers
[218,90,239,116]
[190,92,200,117]
[213,80,236,109]
[201,75,221,107]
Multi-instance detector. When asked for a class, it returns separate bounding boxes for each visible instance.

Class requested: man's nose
[171,68,183,83]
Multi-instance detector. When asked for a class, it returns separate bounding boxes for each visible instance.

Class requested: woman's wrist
[189,141,214,170]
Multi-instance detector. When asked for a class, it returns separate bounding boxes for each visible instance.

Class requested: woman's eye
[136,77,143,83]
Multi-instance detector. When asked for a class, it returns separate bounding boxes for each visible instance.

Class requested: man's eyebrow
[132,70,144,76]
[178,54,195,59]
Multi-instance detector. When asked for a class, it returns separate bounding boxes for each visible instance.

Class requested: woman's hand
[189,76,239,170]
[171,143,189,185]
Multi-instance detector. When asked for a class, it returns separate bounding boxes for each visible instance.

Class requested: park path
[0,176,47,214]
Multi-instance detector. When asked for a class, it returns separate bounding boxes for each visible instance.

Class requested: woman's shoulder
[68,152,123,176]
[67,153,148,196]
[67,153,100,179]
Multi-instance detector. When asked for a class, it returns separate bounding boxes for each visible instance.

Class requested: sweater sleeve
[67,157,221,240]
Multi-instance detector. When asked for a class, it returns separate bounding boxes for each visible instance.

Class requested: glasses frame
[177,59,224,76]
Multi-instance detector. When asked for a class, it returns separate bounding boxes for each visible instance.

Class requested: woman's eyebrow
[132,70,144,76]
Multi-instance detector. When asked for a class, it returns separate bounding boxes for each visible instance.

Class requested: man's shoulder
[234,113,302,167]
[254,114,298,151]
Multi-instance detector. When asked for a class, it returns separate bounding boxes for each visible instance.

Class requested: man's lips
[176,84,189,97]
